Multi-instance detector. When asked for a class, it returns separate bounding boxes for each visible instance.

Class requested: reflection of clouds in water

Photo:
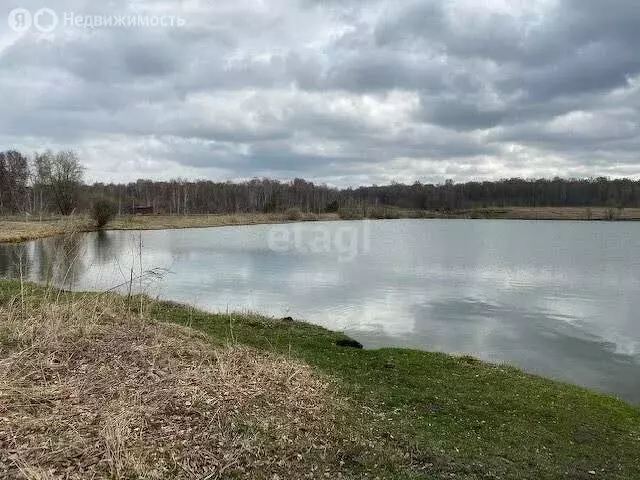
[406,297,513,358]
[418,258,640,370]
[537,289,640,359]
[289,270,341,287]
[612,340,640,357]
[540,296,597,326]
[416,263,639,291]
[306,288,420,336]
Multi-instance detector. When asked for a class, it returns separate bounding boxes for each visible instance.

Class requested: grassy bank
[1,281,639,479]
[0,218,78,244]
[0,213,340,244]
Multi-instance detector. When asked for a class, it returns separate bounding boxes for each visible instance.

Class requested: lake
[1,219,640,404]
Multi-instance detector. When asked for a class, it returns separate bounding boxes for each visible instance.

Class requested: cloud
[1,0,640,185]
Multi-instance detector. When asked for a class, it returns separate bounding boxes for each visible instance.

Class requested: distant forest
[2,149,640,216]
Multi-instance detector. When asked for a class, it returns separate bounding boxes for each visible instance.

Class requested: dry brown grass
[108,212,340,231]
[0,294,378,479]
[0,217,91,244]
[0,213,341,244]
[0,222,64,244]
[493,207,640,220]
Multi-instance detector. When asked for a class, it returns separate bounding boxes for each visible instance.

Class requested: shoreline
[0,212,341,244]
[2,206,640,244]
[1,280,639,478]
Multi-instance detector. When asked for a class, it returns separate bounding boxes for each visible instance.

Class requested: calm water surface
[1,220,640,404]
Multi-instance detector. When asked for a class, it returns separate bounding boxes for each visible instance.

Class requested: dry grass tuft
[0,295,358,479]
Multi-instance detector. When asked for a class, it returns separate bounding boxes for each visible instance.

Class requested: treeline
[351,178,640,211]
[91,178,341,215]
[2,149,640,216]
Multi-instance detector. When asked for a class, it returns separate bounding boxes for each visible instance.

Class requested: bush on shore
[91,199,117,229]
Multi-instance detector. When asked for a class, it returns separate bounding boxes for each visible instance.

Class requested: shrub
[91,199,117,229]
[285,207,304,221]
[325,200,339,213]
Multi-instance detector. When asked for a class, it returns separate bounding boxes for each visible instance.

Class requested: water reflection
[1,220,639,405]
[0,242,28,279]
[92,231,115,265]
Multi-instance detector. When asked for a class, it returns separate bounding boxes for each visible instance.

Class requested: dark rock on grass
[336,338,363,349]
[282,316,294,322]
[459,355,481,365]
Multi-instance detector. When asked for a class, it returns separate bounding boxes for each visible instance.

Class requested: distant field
[473,206,640,220]
[108,212,340,231]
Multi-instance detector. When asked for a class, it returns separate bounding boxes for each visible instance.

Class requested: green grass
[1,280,639,479]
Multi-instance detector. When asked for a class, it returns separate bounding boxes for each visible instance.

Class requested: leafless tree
[0,150,29,214]
[34,150,84,215]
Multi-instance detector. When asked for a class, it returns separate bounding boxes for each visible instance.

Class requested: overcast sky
[1,0,639,186]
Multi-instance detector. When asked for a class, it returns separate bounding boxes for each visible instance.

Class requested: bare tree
[0,150,30,214]
[32,150,54,215]
[35,150,84,215]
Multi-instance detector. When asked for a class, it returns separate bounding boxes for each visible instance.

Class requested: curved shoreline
[3,207,640,244]
[1,280,639,478]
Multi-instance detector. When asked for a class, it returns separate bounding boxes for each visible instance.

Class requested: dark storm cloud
[1,0,640,184]
[374,0,640,122]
